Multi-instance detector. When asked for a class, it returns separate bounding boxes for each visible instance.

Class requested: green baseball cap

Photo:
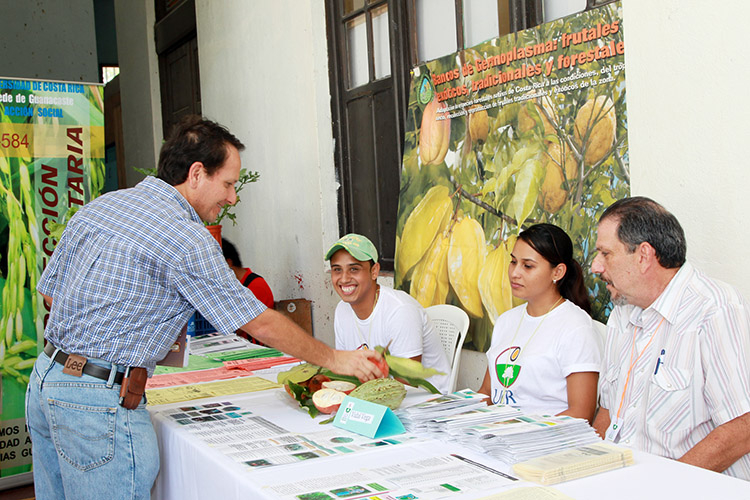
[325,233,378,262]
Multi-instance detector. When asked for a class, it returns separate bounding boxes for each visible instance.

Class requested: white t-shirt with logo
[334,286,451,394]
[485,300,601,414]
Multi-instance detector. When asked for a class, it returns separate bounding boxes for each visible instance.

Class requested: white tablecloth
[148,383,749,499]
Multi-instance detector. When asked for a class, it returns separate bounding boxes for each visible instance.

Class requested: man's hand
[243,309,387,381]
[330,349,385,382]
[592,407,611,439]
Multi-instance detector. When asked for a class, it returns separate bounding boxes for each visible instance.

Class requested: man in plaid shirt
[26,116,383,500]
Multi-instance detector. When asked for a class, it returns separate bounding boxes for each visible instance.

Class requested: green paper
[153,355,224,375]
[204,348,284,362]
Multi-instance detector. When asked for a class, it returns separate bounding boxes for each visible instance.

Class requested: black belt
[44,343,126,385]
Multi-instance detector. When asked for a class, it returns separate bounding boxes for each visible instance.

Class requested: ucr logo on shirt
[495,346,521,387]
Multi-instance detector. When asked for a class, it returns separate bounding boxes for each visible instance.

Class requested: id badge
[605,417,623,442]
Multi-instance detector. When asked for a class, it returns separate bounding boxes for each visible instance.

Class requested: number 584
[1,133,29,149]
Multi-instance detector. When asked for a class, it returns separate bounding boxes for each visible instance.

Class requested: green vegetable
[374,345,444,394]
[349,378,407,410]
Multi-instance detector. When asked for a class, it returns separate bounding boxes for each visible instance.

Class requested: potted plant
[50,167,260,245]
[132,166,260,245]
[205,168,260,245]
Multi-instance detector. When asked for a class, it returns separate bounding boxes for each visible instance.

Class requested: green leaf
[277,363,321,385]
[133,166,157,177]
[393,374,440,394]
[210,168,260,226]
[285,380,320,418]
[317,370,361,387]
[480,176,497,197]
[47,206,80,241]
[385,353,443,380]
[510,158,543,227]
[493,164,516,198]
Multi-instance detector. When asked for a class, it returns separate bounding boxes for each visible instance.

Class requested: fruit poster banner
[0,77,104,480]
[395,2,628,351]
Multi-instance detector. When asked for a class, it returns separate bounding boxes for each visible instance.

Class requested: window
[154,0,201,136]
[326,1,410,271]
[326,0,612,270]
[101,66,120,85]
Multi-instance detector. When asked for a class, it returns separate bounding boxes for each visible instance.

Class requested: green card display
[333,396,405,439]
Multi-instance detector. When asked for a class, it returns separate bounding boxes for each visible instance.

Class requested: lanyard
[615,317,666,420]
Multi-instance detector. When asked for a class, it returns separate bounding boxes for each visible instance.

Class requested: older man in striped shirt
[591,196,750,480]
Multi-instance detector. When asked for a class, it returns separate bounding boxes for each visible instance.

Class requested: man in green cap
[325,233,451,393]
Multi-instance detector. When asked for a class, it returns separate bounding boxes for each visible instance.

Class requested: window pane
[464,0,499,47]
[544,0,586,22]
[416,0,457,63]
[372,4,391,79]
[346,14,369,89]
[102,66,120,85]
[343,0,365,15]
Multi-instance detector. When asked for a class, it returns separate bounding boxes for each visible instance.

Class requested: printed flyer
[395,2,629,351]
[0,76,104,480]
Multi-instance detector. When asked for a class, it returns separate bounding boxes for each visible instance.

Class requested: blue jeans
[25,350,159,500]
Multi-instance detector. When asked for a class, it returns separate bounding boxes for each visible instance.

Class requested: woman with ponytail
[478,223,601,422]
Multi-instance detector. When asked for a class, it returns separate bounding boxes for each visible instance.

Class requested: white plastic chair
[593,320,607,354]
[426,304,471,393]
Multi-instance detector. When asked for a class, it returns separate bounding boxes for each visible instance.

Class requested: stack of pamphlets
[512,442,634,484]
[189,333,257,356]
[427,405,523,439]
[396,391,603,467]
[394,389,488,432]
[462,414,601,464]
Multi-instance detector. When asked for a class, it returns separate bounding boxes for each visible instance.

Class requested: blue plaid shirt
[38,176,266,373]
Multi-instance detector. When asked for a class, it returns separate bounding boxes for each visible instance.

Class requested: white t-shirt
[485,300,602,414]
[334,286,451,394]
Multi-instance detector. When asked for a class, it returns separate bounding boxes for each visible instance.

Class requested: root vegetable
[307,374,331,393]
[322,380,357,394]
[312,388,347,414]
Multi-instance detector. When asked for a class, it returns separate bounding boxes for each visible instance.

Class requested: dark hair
[518,223,591,314]
[222,238,243,268]
[157,115,245,186]
[600,196,685,269]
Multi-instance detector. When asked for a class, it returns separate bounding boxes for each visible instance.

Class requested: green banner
[395,3,629,351]
[0,77,104,479]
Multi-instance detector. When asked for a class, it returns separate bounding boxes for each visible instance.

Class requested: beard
[611,293,628,307]
[602,276,628,306]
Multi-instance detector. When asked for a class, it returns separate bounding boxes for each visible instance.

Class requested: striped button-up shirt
[38,176,266,374]
[599,261,750,480]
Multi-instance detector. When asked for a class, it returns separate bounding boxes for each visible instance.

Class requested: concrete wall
[195,0,342,343]
[621,1,750,294]
[0,0,98,82]
[113,0,162,187]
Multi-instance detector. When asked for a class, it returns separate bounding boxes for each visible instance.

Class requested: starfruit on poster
[0,77,104,478]
[395,2,629,352]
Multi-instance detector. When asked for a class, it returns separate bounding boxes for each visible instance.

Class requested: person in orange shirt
[222,238,274,346]
[222,238,274,309]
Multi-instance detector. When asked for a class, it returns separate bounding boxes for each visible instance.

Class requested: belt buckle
[61,353,87,377]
